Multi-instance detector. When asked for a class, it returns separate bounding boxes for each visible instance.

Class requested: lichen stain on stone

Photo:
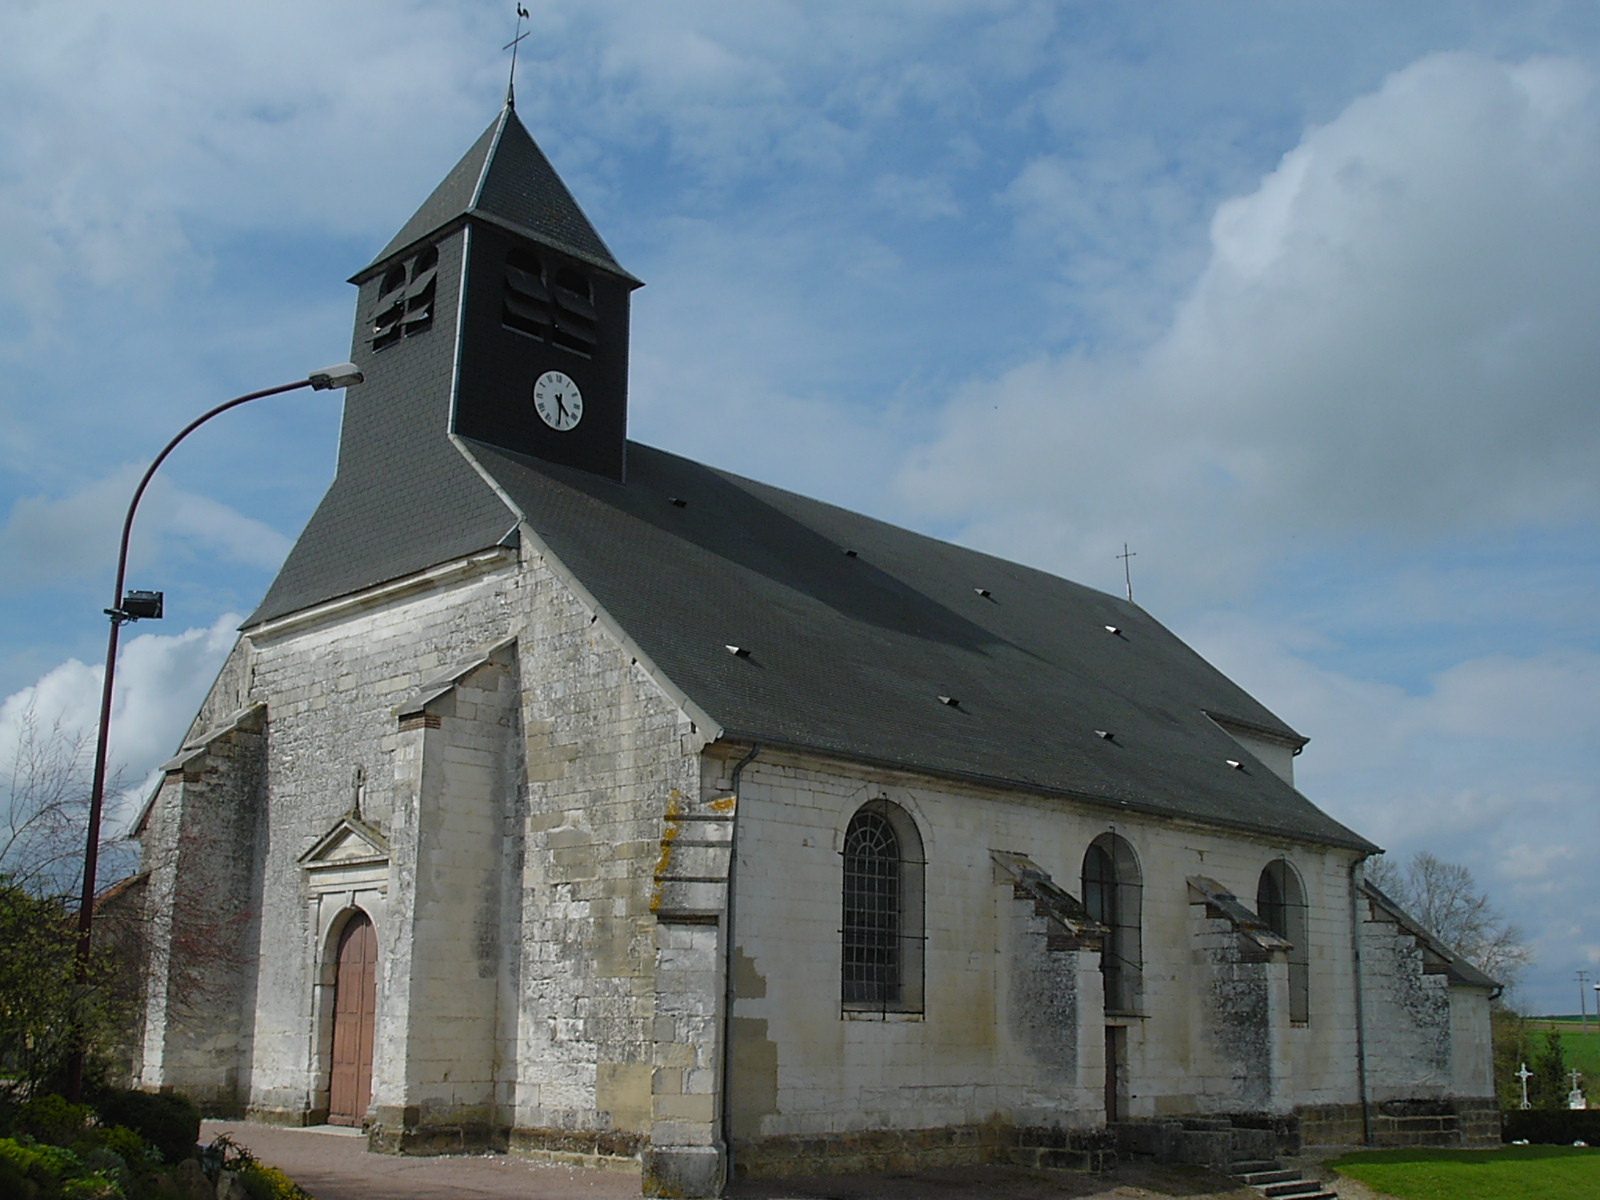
[1200,937,1271,1109]
[651,788,683,913]
[709,794,736,814]
[729,1015,779,1139]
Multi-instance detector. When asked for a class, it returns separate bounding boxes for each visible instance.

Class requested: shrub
[97,1125,157,1174]
[91,1090,199,1166]
[207,1136,317,1200]
[15,1094,92,1145]
[238,1160,318,1200]
[0,1135,121,1197]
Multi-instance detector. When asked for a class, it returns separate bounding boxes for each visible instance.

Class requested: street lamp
[65,363,363,1101]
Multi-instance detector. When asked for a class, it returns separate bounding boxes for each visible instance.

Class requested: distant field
[1520,1019,1600,1092]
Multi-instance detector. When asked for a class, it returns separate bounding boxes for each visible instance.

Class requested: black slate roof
[365,106,634,281]
[254,102,1375,853]
[463,438,1375,851]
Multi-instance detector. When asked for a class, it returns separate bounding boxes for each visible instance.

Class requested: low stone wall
[1297,1097,1500,1151]
[732,1123,1116,1178]
[1113,1117,1278,1167]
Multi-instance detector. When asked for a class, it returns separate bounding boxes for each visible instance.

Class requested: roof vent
[1095,729,1115,741]
[669,497,688,508]
[974,587,992,598]
[725,645,751,657]
[1226,759,1244,770]
[843,548,858,557]
[1104,625,1121,635]
[938,695,960,707]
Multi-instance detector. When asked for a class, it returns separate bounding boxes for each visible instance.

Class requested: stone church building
[134,100,1499,1195]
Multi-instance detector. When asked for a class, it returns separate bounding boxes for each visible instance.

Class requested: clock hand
[555,393,569,421]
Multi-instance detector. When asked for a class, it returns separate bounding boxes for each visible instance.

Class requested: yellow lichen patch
[708,794,736,814]
[651,788,683,912]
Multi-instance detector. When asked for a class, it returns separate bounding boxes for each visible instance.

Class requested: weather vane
[504,4,531,107]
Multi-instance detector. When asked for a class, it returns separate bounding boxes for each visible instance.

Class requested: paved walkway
[204,1121,1350,1200]
[202,1122,641,1200]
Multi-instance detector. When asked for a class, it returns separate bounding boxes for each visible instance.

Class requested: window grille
[840,801,925,1014]
[1083,834,1142,1014]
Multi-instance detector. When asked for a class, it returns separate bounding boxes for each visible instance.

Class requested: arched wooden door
[328,912,377,1126]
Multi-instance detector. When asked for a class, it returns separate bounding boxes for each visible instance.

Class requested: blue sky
[2,1,1597,1017]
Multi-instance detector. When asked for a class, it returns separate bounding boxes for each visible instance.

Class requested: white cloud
[0,470,292,592]
[899,53,1600,600]
[0,613,240,791]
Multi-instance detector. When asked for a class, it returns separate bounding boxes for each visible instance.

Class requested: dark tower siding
[452,223,632,481]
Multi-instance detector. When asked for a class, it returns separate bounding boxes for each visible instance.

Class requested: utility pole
[1580,970,1592,1034]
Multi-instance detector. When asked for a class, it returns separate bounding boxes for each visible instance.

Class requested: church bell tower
[349,100,642,482]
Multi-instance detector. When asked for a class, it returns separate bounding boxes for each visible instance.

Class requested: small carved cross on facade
[1516,1061,1533,1110]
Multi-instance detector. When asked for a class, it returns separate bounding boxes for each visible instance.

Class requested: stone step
[1262,1181,1334,1199]
[1229,1159,1338,1200]
[1238,1169,1299,1185]
[1230,1159,1280,1175]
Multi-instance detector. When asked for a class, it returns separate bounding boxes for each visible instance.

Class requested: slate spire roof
[365,102,635,282]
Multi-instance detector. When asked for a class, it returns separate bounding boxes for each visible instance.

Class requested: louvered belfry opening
[371,244,438,350]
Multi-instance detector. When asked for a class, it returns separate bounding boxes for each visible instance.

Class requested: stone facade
[135,541,1501,1192]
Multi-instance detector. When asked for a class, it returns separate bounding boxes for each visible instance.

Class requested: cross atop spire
[504,4,531,109]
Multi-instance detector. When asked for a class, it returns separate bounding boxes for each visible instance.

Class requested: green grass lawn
[1329,1145,1600,1200]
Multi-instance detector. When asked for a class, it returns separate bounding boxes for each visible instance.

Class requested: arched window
[841,800,924,1013]
[1082,833,1142,1014]
[1257,859,1309,1023]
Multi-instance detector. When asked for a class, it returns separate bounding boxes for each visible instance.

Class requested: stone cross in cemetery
[1517,1062,1533,1110]
[1570,1068,1588,1111]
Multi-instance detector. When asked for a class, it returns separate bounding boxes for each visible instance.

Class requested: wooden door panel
[329,914,376,1126]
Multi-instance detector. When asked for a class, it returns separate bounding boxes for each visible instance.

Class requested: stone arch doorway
[328,910,377,1126]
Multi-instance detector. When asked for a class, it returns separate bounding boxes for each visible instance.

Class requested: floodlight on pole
[65,363,363,1101]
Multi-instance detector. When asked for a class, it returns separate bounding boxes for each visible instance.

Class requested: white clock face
[532,370,583,431]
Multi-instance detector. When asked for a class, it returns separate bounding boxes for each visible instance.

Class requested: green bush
[0,1135,126,1198]
[15,1094,92,1144]
[237,1160,318,1200]
[96,1126,157,1174]
[90,1090,199,1166]
[208,1136,317,1200]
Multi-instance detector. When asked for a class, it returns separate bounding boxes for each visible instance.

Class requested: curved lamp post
[66,363,363,1100]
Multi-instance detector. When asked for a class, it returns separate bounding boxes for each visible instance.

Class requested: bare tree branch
[2,702,134,901]
[1369,849,1531,990]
